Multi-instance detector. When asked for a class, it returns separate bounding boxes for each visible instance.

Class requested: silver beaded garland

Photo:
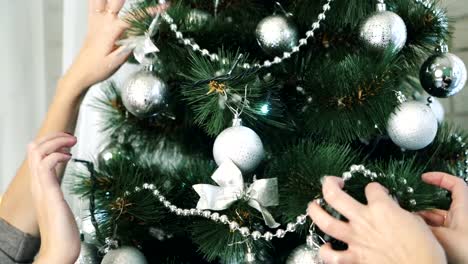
[359,3,407,53]
[386,101,438,150]
[121,68,169,118]
[101,246,148,264]
[213,118,265,173]
[420,45,467,98]
[255,14,299,55]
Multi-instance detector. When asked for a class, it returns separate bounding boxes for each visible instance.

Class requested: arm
[0,0,130,237]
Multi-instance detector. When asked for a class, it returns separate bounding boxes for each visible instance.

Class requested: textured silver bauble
[185,9,212,31]
[256,15,299,55]
[213,121,265,173]
[286,244,323,264]
[359,11,407,53]
[420,52,467,98]
[387,101,438,150]
[75,242,99,264]
[101,246,148,264]
[122,70,169,118]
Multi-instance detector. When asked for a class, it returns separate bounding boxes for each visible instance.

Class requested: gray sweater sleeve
[0,218,40,264]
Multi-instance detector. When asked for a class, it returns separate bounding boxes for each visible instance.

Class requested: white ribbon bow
[193,160,280,228]
[116,14,161,65]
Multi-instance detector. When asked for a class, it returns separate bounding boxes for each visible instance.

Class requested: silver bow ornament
[193,160,280,228]
[116,14,161,65]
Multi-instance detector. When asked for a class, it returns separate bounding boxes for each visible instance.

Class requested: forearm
[0,78,86,236]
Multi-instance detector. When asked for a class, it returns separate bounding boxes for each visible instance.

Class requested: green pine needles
[70,0,465,262]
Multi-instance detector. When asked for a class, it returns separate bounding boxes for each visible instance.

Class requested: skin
[418,172,468,264]
[29,133,79,264]
[0,0,132,262]
[308,176,447,264]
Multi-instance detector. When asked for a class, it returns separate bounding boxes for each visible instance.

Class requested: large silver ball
[101,246,147,264]
[286,244,323,264]
[359,11,407,53]
[420,52,467,98]
[122,70,169,118]
[387,101,438,150]
[75,242,99,264]
[256,15,299,55]
[213,125,265,173]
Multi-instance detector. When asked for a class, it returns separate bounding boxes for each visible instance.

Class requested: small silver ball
[420,52,467,98]
[122,70,169,118]
[219,215,229,224]
[251,231,262,240]
[360,11,407,53]
[387,101,438,150]
[256,15,299,55]
[296,215,307,225]
[264,232,274,241]
[239,227,250,237]
[202,211,211,218]
[287,223,297,232]
[101,246,147,264]
[229,221,240,231]
[213,124,265,173]
[276,229,286,238]
[211,212,220,221]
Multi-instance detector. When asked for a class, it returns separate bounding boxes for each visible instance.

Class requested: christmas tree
[72,0,467,263]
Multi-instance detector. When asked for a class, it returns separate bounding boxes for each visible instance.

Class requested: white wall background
[0,0,467,195]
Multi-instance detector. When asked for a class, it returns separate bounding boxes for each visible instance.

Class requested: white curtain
[0,0,57,193]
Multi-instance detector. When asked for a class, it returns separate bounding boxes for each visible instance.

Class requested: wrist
[55,76,88,105]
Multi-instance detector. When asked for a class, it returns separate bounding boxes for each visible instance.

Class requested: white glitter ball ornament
[387,101,438,150]
[256,14,299,55]
[360,4,407,53]
[213,118,265,173]
[101,246,147,264]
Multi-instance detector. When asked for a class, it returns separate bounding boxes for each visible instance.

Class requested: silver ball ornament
[122,69,169,118]
[213,119,265,173]
[185,9,212,31]
[286,244,323,264]
[101,246,148,264]
[420,52,467,98]
[97,144,131,166]
[415,96,445,124]
[387,101,438,150]
[256,15,299,55]
[74,242,99,264]
[359,9,407,53]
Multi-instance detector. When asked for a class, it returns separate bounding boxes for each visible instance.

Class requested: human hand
[418,172,468,264]
[28,133,80,264]
[307,176,446,264]
[60,0,131,97]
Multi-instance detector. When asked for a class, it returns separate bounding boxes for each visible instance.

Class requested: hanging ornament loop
[274,2,293,17]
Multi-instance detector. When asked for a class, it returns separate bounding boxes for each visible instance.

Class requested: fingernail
[320,176,328,184]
